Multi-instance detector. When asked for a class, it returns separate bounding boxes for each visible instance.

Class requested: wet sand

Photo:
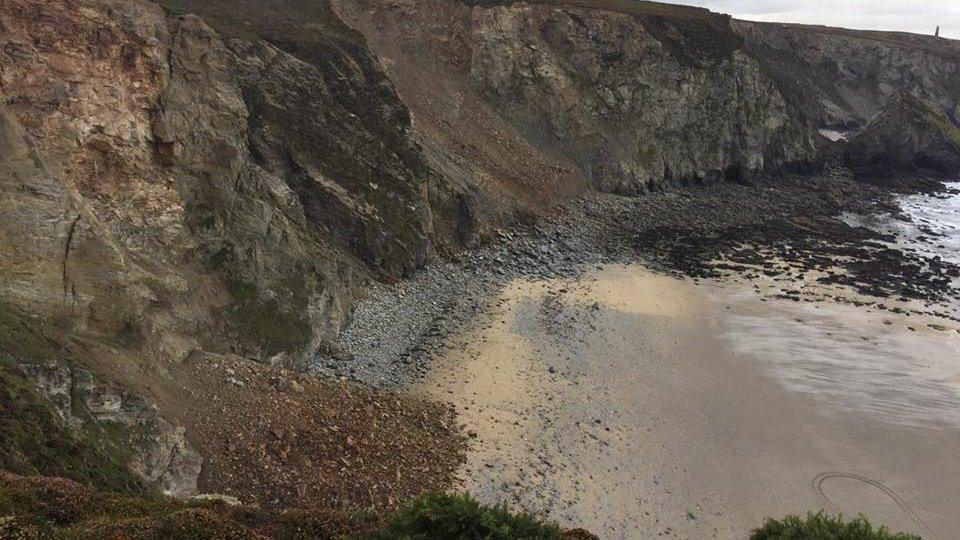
[417,264,960,539]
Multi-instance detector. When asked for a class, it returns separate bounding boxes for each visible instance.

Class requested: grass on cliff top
[751,512,921,540]
[753,21,960,58]
[0,306,143,495]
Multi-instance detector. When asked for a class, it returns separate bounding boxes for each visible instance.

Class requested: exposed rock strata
[0,0,442,491]
[735,21,960,129]
[20,360,201,497]
[0,0,452,369]
[337,0,822,194]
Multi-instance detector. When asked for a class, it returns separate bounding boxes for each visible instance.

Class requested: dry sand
[417,264,960,539]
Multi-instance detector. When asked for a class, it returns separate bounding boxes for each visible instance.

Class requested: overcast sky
[669,1,960,39]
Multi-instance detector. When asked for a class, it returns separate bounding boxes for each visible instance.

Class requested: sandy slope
[419,264,960,539]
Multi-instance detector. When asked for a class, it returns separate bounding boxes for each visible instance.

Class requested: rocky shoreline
[316,168,959,389]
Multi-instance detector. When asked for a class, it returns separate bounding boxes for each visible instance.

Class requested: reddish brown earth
[166,352,466,511]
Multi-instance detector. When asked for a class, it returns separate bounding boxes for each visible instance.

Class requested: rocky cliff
[336,0,822,195]
[1,0,457,494]
[0,0,468,368]
[2,0,959,495]
[735,21,960,130]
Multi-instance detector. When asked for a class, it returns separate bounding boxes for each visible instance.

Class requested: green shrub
[751,512,921,540]
[369,493,563,540]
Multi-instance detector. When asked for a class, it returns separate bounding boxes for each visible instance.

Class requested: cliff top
[461,0,726,22]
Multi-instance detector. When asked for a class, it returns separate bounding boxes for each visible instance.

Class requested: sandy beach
[418,264,960,539]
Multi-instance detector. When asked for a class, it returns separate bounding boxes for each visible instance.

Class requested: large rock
[845,92,960,178]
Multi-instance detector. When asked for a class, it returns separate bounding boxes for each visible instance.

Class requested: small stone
[191,494,241,506]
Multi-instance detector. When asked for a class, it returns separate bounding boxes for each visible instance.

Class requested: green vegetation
[0,306,142,495]
[227,278,312,356]
[371,493,564,540]
[0,356,141,494]
[0,303,57,362]
[751,512,921,540]
[0,480,573,540]
[1,469,925,540]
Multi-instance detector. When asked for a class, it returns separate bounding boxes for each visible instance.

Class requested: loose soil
[166,352,465,512]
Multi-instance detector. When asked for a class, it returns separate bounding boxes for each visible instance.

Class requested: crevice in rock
[62,214,81,300]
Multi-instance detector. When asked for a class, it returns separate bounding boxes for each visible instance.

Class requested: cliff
[735,20,960,130]
[0,0,463,497]
[335,0,822,195]
[1,0,958,496]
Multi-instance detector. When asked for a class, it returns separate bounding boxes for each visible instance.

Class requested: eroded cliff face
[337,0,822,194]
[735,21,960,129]
[0,0,453,368]
[0,0,450,493]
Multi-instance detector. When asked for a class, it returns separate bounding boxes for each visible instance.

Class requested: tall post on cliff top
[935,26,940,37]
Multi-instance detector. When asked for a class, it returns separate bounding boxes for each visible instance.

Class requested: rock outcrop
[20,359,202,497]
[845,92,960,179]
[336,0,822,194]
[735,21,960,130]
[0,0,447,369]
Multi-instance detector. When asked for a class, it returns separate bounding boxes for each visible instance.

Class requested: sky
[668,0,960,39]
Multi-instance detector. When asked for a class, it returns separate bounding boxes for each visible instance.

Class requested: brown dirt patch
[167,352,466,512]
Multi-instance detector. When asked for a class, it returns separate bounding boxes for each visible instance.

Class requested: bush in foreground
[751,512,921,540]
[372,492,580,540]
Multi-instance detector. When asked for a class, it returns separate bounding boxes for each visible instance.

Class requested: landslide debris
[168,352,466,511]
